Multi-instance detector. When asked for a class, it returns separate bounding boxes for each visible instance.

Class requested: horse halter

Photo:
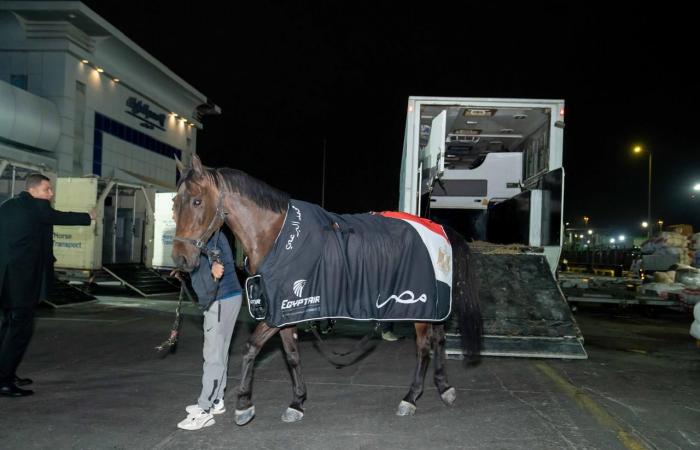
[173,191,227,253]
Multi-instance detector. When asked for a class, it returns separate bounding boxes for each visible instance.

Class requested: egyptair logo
[293,279,306,297]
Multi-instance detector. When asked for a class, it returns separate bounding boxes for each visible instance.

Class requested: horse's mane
[178,166,290,213]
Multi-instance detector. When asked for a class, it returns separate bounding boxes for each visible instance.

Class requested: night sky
[84,2,699,236]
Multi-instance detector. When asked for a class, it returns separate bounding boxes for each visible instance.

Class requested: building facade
[0,1,219,271]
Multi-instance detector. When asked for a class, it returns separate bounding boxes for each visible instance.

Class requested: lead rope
[208,230,223,323]
[155,279,196,356]
[155,231,223,357]
[309,322,381,368]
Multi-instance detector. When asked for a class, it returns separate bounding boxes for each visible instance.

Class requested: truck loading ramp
[43,278,97,308]
[102,264,179,297]
[446,249,587,359]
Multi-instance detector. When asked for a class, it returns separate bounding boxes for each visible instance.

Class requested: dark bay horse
[171,155,482,425]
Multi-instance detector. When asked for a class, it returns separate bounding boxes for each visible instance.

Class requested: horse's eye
[193,199,202,206]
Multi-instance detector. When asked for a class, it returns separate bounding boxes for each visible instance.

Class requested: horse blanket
[245,200,452,327]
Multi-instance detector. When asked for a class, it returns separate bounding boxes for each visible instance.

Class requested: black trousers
[0,306,36,384]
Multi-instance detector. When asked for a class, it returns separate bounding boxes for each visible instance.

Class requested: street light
[692,183,700,200]
[633,145,652,238]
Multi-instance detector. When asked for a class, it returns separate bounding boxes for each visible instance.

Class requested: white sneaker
[186,399,226,415]
[177,409,215,430]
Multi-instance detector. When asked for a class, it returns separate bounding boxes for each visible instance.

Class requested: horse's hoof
[234,406,255,426]
[396,400,416,416]
[440,387,457,406]
[281,407,304,423]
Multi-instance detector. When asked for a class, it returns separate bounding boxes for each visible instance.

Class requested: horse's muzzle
[172,254,197,273]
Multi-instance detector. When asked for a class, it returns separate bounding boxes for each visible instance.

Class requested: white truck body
[52,177,157,274]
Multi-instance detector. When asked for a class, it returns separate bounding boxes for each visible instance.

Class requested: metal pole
[417,162,423,216]
[321,139,326,208]
[139,187,154,267]
[647,152,652,238]
[113,185,118,264]
[131,190,136,262]
[10,165,16,197]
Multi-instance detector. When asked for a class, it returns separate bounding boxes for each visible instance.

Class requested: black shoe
[0,383,34,397]
[14,376,33,386]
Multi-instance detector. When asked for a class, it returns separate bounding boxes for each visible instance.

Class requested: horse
[171,155,482,425]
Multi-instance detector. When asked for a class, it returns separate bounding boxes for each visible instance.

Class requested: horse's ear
[191,154,204,176]
[174,155,185,175]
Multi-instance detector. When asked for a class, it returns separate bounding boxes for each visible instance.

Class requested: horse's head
[171,155,225,272]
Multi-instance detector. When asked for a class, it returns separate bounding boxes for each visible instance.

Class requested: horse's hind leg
[397,323,431,416]
[279,326,307,422]
[235,321,279,426]
[432,324,456,405]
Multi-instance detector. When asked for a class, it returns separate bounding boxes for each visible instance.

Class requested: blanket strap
[309,322,381,368]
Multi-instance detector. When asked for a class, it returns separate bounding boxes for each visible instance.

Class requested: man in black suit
[0,173,95,397]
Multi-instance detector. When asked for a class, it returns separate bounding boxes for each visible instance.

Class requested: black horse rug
[245,200,453,327]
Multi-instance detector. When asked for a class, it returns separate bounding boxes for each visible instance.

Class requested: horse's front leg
[397,323,432,416]
[279,326,307,422]
[235,321,279,426]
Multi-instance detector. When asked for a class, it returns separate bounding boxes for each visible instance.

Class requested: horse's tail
[444,225,483,364]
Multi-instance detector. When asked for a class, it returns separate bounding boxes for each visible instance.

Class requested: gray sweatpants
[197,294,242,411]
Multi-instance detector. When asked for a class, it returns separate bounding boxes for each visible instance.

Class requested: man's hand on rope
[211,262,224,280]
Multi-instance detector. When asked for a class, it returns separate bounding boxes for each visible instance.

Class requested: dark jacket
[0,191,91,308]
[190,231,241,309]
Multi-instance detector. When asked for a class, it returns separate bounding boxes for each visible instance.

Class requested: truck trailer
[399,96,585,358]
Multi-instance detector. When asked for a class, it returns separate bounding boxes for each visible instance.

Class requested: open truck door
[50,178,100,307]
[98,181,178,296]
[417,110,447,216]
[53,178,177,297]
[421,110,447,193]
[53,178,98,270]
[152,192,177,269]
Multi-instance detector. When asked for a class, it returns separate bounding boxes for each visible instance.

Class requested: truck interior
[418,104,561,246]
[419,104,551,172]
[100,183,148,265]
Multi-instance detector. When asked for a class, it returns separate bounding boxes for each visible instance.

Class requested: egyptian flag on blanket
[245,200,453,327]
